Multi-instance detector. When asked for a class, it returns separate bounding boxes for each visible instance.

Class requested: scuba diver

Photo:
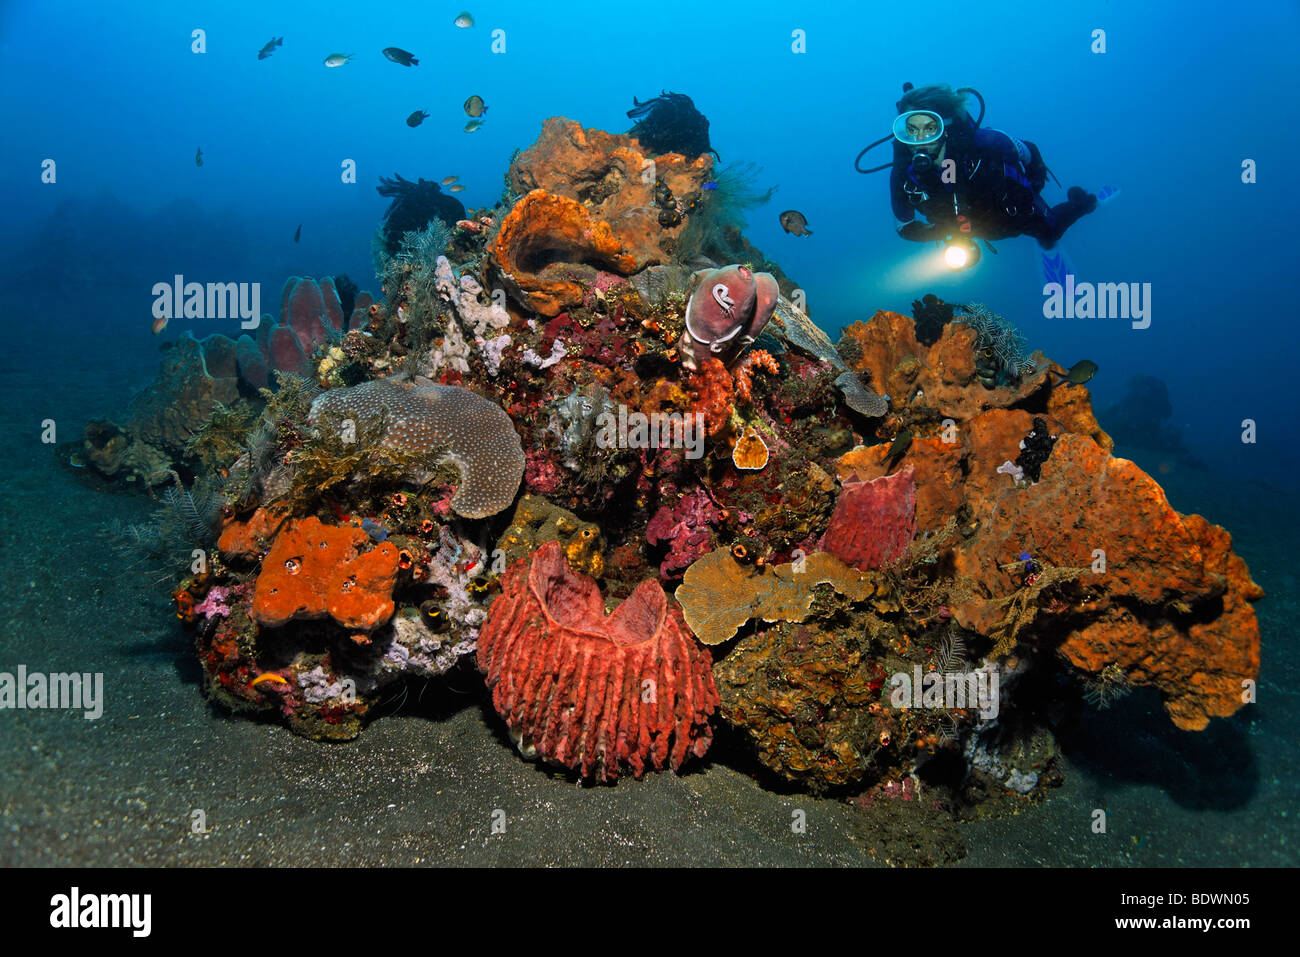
[857,84,1099,257]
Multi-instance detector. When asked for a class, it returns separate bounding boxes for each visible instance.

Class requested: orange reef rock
[218,507,289,561]
[252,517,400,631]
[835,311,1261,731]
[506,117,711,270]
[838,309,1089,436]
[489,189,637,316]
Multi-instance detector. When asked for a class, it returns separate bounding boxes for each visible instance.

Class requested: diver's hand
[898,221,940,242]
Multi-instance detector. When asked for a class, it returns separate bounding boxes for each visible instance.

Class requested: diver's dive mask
[894,110,945,172]
[893,110,945,147]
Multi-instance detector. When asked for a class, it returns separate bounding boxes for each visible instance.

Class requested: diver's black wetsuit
[890,128,1095,249]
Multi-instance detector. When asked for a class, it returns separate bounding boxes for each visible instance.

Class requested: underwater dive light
[943,236,980,270]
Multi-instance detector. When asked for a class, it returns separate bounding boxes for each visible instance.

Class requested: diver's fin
[1095,185,1121,205]
[1041,246,1077,288]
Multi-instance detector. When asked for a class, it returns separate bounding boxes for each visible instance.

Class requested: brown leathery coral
[675,547,879,646]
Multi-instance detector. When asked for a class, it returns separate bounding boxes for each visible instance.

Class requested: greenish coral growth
[184,400,259,474]
[284,408,430,511]
[260,372,319,425]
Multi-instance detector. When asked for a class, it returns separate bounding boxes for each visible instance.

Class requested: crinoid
[954,303,1037,380]
[935,628,968,673]
[378,219,452,312]
[394,217,452,270]
[376,172,465,257]
[676,161,777,263]
[106,470,223,582]
[1081,662,1132,710]
[626,91,718,160]
[150,469,223,544]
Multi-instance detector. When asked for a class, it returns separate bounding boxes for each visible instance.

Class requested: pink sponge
[821,466,917,570]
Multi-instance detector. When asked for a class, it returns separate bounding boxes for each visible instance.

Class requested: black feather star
[626,91,719,160]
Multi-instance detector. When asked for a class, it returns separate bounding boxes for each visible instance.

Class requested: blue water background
[2,0,1297,485]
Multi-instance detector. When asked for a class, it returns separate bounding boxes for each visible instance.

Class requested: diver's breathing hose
[854,134,894,174]
[956,87,985,128]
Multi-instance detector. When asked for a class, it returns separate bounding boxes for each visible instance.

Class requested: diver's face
[906,114,943,155]
[906,114,940,142]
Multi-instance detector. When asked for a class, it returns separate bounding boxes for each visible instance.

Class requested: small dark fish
[463,95,487,117]
[158,340,174,352]
[779,209,812,236]
[361,517,388,542]
[1054,359,1098,385]
[323,53,353,68]
[406,110,430,127]
[383,46,419,66]
[195,147,203,167]
[293,224,301,243]
[441,175,459,186]
[702,181,717,191]
[258,37,283,60]
[420,600,449,631]
[886,427,914,462]
[454,11,474,28]
[463,118,483,133]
